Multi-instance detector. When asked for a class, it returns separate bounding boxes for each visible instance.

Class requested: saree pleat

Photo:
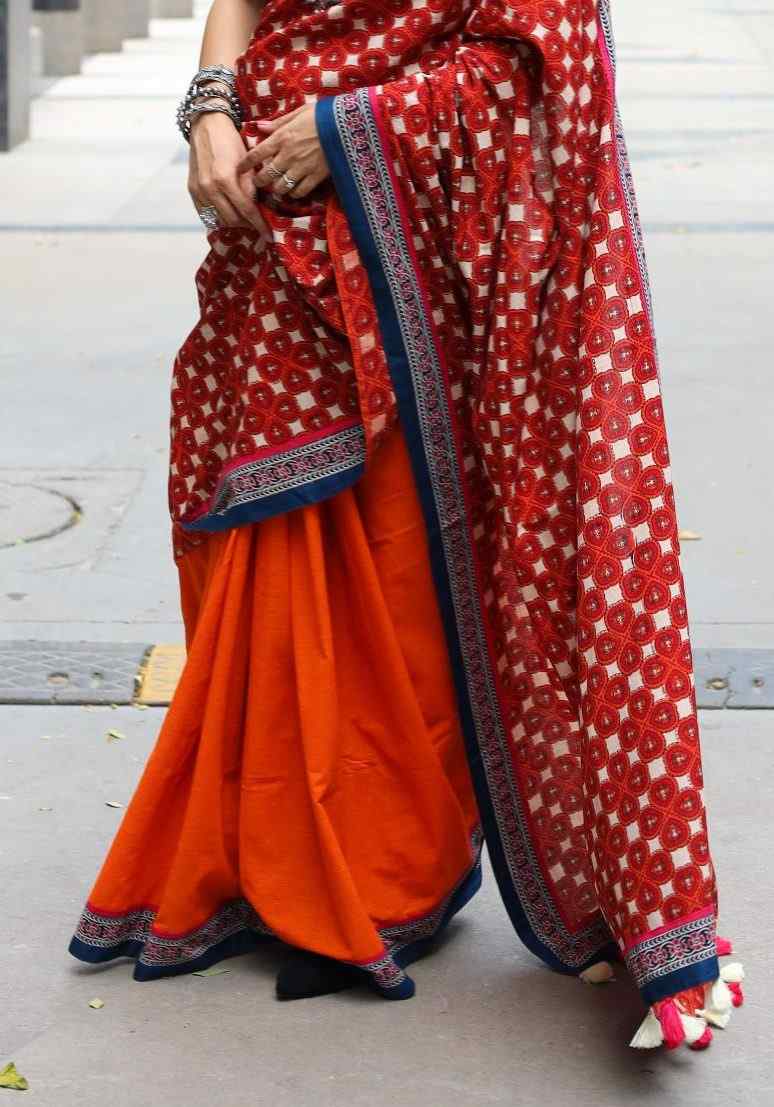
[69,426,481,991]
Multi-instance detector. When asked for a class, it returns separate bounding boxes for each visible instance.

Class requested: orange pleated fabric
[69,425,481,990]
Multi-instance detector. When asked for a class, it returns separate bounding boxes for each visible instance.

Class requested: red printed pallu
[164,0,743,1047]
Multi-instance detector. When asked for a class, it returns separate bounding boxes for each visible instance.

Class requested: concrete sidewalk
[0,704,766,1105]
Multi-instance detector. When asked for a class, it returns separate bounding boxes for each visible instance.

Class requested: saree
[69,423,482,997]
[72,0,745,1051]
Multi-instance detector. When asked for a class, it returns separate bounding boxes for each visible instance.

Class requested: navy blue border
[180,462,365,533]
[68,860,482,995]
[68,928,272,981]
[316,95,618,981]
[640,955,721,1006]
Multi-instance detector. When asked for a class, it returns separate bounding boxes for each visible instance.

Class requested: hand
[237,104,331,200]
[188,111,269,236]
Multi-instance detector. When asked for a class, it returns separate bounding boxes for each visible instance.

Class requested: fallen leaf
[192,965,231,977]
[88,998,105,1009]
[0,1061,28,1090]
[106,729,126,743]
[37,806,53,813]
[678,529,702,541]
[104,801,124,809]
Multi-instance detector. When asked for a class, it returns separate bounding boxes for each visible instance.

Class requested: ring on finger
[265,163,284,179]
[281,172,298,192]
[197,203,220,230]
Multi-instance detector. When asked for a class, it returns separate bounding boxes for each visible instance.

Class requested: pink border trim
[623,905,715,953]
[181,415,362,524]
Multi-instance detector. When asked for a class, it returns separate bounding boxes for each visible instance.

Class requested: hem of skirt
[639,956,721,1007]
[624,905,720,1005]
[68,834,484,997]
[68,926,273,981]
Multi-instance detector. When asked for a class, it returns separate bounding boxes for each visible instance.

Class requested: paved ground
[1,1,772,1103]
[1,0,773,646]
[1,705,767,1105]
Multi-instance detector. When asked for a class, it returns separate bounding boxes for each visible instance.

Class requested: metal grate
[0,641,152,704]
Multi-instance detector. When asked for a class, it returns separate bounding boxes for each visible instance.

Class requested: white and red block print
[165,0,738,1025]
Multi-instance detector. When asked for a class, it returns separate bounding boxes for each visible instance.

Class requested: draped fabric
[69,425,482,995]
[164,0,730,1014]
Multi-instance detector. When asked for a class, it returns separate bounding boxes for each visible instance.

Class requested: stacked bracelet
[176,65,244,142]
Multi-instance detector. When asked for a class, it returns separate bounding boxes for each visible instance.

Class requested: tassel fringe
[629,939,746,1051]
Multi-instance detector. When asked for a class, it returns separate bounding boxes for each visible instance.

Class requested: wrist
[190,108,240,135]
[177,64,243,143]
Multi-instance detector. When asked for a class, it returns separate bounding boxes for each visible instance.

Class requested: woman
[69,0,745,1051]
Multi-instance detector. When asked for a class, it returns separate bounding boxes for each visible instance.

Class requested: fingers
[236,172,271,239]
[198,167,265,231]
[237,138,278,175]
[253,159,288,191]
[207,189,243,228]
[290,168,328,200]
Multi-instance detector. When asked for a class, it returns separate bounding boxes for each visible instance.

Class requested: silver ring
[197,204,219,230]
[266,163,284,179]
[281,172,298,192]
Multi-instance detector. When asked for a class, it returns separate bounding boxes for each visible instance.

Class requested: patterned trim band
[625,909,718,998]
[69,832,484,995]
[316,86,616,975]
[182,422,366,531]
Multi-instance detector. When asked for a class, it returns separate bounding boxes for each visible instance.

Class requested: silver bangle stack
[176,64,244,143]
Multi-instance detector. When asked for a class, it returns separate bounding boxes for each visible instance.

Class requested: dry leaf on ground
[88,998,105,1009]
[678,529,702,541]
[192,965,231,977]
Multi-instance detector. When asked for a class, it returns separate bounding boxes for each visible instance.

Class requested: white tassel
[681,1013,710,1045]
[709,978,733,1012]
[629,1008,663,1049]
[720,961,745,984]
[699,1003,732,1029]
[698,961,746,1027]
[580,961,615,984]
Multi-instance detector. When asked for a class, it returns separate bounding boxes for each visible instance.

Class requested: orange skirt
[68,425,481,996]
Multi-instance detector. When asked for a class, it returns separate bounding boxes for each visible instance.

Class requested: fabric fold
[312,0,726,1013]
[69,426,482,995]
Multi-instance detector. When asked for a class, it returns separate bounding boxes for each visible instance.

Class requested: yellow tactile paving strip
[135,644,186,706]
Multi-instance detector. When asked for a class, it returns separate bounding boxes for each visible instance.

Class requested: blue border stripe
[68,929,271,980]
[317,94,617,979]
[641,955,721,1006]
[180,462,364,533]
[68,860,482,992]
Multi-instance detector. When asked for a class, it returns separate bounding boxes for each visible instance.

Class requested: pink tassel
[655,999,686,1050]
[689,1026,713,1051]
[717,936,733,956]
[729,981,744,1008]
